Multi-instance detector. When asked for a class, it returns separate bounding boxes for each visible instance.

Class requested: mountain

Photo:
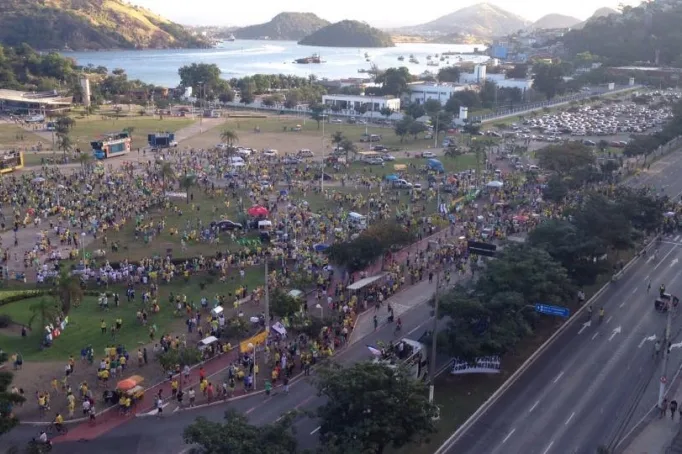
[562,2,682,65]
[572,7,621,29]
[299,20,395,48]
[234,12,329,41]
[0,0,209,50]
[404,3,530,38]
[531,14,581,30]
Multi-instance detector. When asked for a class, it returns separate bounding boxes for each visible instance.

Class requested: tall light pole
[321,113,325,192]
[658,300,674,407]
[429,271,441,403]
[264,254,270,333]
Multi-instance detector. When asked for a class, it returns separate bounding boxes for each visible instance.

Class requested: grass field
[64,115,196,151]
[0,269,264,361]
[341,154,478,179]
[0,124,50,150]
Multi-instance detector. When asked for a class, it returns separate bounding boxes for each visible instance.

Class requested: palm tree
[331,131,344,150]
[77,152,92,172]
[28,298,61,340]
[55,269,83,314]
[220,129,239,153]
[123,126,135,137]
[159,161,175,191]
[179,173,197,204]
[339,138,357,163]
[56,133,73,158]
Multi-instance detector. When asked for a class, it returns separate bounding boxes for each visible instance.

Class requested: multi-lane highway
[437,150,682,454]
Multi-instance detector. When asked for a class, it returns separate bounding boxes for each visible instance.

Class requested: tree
[56,132,72,157]
[316,362,437,454]
[183,410,298,454]
[506,64,529,79]
[239,90,255,105]
[178,63,222,99]
[0,351,25,435]
[375,67,411,97]
[532,63,565,100]
[423,99,442,118]
[409,120,427,140]
[571,193,634,257]
[339,138,357,162]
[331,131,344,149]
[394,115,413,143]
[542,174,569,203]
[380,107,393,120]
[158,161,175,191]
[219,129,239,150]
[55,269,82,314]
[597,139,609,152]
[179,174,197,204]
[310,104,326,129]
[270,289,301,318]
[623,134,662,162]
[437,66,461,83]
[439,245,575,360]
[55,116,75,134]
[28,297,61,344]
[535,142,596,176]
[431,111,453,134]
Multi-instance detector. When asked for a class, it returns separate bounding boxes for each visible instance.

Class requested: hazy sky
[128,0,641,27]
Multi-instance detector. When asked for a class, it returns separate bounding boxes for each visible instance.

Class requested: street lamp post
[248,342,257,390]
[429,271,441,403]
[659,300,674,407]
[264,254,270,333]
[321,115,325,192]
[81,232,86,264]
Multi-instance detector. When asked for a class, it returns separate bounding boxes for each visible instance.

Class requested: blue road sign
[535,303,570,318]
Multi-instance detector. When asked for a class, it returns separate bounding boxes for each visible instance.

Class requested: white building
[321,94,400,112]
[459,65,488,84]
[408,82,472,105]
[459,65,534,91]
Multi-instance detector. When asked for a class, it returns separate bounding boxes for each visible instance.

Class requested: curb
[612,363,682,453]
[434,234,660,454]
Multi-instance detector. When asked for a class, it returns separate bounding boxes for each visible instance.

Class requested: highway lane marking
[502,428,516,444]
[295,396,315,409]
[592,332,599,340]
[676,235,681,242]
[565,412,575,425]
[310,426,321,435]
[529,400,540,413]
[553,371,564,383]
[606,316,613,324]
[619,301,626,308]
[542,440,555,454]
[654,246,677,269]
[631,288,638,294]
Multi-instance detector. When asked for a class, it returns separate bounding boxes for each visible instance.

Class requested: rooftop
[0,89,72,106]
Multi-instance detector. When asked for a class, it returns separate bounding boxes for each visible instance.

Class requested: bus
[371,338,428,380]
[91,132,132,160]
[0,151,24,174]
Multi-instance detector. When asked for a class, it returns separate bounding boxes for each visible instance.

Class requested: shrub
[0,314,12,328]
[157,347,202,372]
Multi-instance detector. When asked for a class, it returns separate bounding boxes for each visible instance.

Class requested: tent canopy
[347,272,387,291]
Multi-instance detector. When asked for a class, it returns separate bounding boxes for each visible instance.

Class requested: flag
[367,345,382,357]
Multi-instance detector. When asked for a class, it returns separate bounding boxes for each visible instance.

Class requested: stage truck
[0,150,24,174]
[147,132,178,151]
[91,132,131,160]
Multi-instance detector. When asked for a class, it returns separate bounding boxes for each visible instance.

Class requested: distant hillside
[0,0,210,50]
[572,7,621,29]
[234,12,329,41]
[299,20,394,48]
[403,3,530,38]
[562,2,682,65]
[531,13,581,30]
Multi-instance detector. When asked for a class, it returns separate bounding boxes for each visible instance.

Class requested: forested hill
[0,0,210,50]
[299,20,395,48]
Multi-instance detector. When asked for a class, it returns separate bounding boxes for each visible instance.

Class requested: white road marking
[606,316,613,324]
[542,440,555,454]
[502,428,516,444]
[529,400,540,413]
[675,235,680,241]
[654,246,676,269]
[310,426,321,435]
[592,332,599,340]
[631,288,638,294]
[565,412,575,425]
[553,371,564,384]
[619,301,626,308]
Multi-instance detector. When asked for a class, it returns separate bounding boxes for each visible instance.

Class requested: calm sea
[60,40,488,87]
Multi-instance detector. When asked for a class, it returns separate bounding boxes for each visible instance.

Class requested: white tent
[486,180,504,189]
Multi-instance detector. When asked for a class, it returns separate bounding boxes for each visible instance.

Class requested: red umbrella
[247,205,269,217]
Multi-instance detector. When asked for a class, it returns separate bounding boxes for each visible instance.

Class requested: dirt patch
[0,322,24,337]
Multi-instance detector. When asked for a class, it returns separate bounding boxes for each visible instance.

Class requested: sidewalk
[624,386,682,454]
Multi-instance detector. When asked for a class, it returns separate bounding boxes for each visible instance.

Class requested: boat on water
[364,52,370,58]
[294,53,324,64]
[409,57,419,64]
[358,68,370,73]
[398,56,405,61]
[427,61,439,67]
[426,55,432,60]
[226,34,235,42]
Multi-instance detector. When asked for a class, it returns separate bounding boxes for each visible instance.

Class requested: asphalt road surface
[438,150,682,454]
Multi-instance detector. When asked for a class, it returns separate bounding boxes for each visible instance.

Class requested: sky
[128,0,642,28]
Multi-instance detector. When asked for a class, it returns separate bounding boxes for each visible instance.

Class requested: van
[348,212,367,230]
[228,156,245,165]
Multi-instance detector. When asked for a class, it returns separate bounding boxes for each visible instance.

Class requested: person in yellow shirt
[67,394,76,417]
[119,355,127,369]
[51,377,59,393]
[53,413,65,433]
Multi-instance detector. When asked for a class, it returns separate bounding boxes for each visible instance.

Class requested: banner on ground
[450,356,501,375]
[239,330,267,353]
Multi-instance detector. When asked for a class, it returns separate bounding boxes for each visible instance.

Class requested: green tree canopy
[0,351,26,434]
[316,362,437,454]
[536,142,596,176]
[375,67,412,97]
[532,63,565,100]
[183,410,298,454]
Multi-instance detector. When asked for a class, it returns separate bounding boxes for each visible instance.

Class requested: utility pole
[264,256,270,333]
[659,300,673,407]
[321,115,325,192]
[429,271,441,403]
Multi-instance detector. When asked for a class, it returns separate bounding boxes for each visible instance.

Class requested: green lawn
[0,269,264,361]
[0,124,49,150]
[340,154,478,179]
[65,116,195,151]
